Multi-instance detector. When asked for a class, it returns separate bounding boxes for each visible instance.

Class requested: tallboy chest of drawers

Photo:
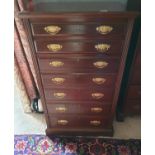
[17,0,138,136]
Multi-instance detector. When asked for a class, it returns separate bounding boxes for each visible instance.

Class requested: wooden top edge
[16,11,140,19]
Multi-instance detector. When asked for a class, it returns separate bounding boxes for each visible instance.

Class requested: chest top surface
[23,0,128,12]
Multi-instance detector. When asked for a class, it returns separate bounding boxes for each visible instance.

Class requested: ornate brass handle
[57,120,68,125]
[44,25,61,35]
[51,78,65,84]
[56,107,67,112]
[92,93,104,99]
[47,44,63,52]
[92,78,106,85]
[90,120,101,126]
[49,61,64,67]
[96,25,113,35]
[91,107,103,113]
[54,93,66,99]
[95,44,111,53]
[93,61,108,69]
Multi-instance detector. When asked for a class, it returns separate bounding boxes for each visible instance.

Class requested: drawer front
[41,73,117,88]
[38,57,120,73]
[44,88,114,102]
[47,103,111,115]
[49,115,110,128]
[31,22,126,38]
[35,40,123,56]
[127,85,141,100]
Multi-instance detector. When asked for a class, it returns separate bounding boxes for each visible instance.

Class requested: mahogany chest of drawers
[17,0,138,136]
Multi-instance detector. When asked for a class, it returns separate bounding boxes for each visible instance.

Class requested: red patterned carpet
[14,135,140,155]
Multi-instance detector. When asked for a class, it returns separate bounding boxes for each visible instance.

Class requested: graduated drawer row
[47,101,111,115]
[30,19,127,39]
[49,114,111,128]
[34,39,124,56]
[37,54,120,73]
[41,73,117,88]
[44,88,114,102]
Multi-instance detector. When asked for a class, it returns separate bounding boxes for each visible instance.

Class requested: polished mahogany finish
[49,114,111,128]
[31,22,127,38]
[41,73,117,88]
[34,39,124,56]
[44,87,114,102]
[25,1,127,13]
[47,103,111,115]
[38,56,120,74]
[18,0,138,136]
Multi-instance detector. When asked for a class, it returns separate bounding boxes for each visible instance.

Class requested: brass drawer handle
[96,25,113,35]
[49,61,64,67]
[91,107,103,113]
[57,120,68,125]
[51,78,65,85]
[47,44,63,52]
[56,107,67,112]
[92,93,104,99]
[54,93,66,99]
[95,44,111,53]
[90,120,101,126]
[93,61,108,69]
[92,78,106,85]
[44,25,61,35]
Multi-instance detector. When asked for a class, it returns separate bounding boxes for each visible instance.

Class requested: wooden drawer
[44,88,114,102]
[49,114,110,128]
[41,73,117,88]
[47,102,111,115]
[31,22,126,39]
[38,56,120,73]
[34,39,123,56]
[126,85,141,100]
